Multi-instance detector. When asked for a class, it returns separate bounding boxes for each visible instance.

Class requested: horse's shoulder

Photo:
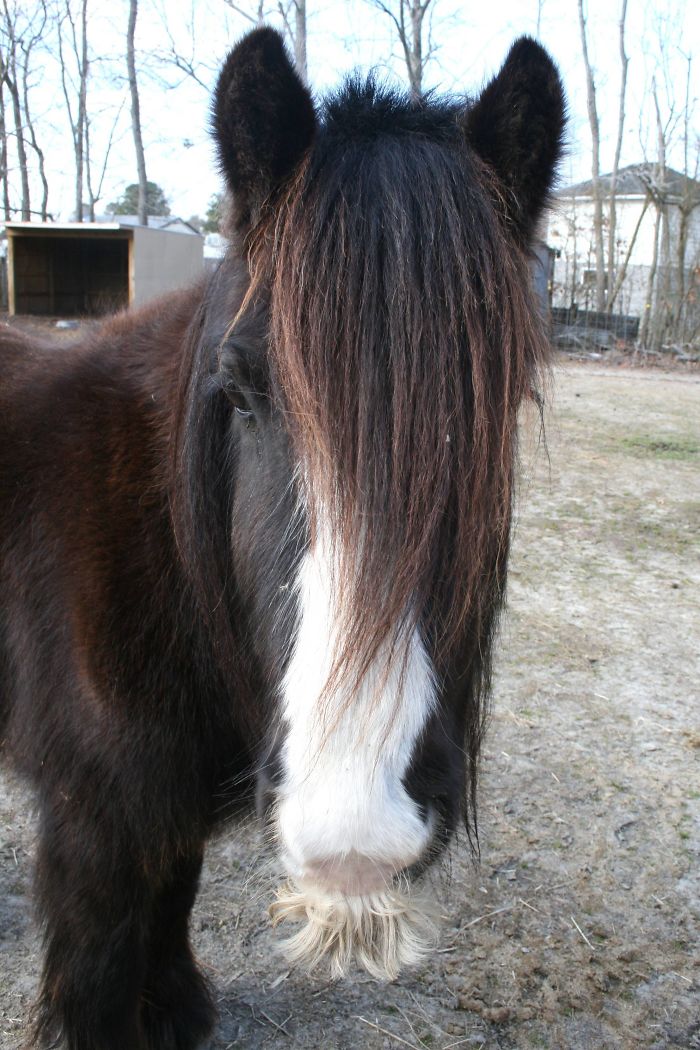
[0,283,206,508]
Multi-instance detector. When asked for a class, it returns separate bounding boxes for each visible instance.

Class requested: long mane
[264,78,550,826]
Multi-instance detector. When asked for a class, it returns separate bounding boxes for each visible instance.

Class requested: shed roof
[4,217,202,236]
[5,221,130,233]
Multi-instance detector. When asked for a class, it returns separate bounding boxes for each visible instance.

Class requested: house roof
[101,215,202,235]
[558,163,700,204]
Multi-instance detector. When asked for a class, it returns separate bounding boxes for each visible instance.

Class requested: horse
[0,27,564,1050]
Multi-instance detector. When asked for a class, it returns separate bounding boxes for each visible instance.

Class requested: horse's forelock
[265,95,549,775]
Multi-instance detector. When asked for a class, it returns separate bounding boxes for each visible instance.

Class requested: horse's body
[0,28,564,1050]
[0,290,245,1046]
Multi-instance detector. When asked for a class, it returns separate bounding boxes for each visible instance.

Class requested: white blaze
[277,516,437,895]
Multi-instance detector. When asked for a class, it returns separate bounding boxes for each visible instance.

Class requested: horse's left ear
[213,27,317,232]
[462,37,565,243]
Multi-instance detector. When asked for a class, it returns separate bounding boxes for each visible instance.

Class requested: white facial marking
[277,511,437,895]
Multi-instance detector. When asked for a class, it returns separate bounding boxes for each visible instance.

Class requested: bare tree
[368,0,436,98]
[56,0,89,221]
[1,0,34,219]
[577,0,605,311]
[20,5,50,220]
[0,73,9,218]
[638,79,671,349]
[127,0,147,225]
[671,53,700,344]
[605,0,628,312]
[636,14,699,351]
[0,58,30,219]
[0,0,51,220]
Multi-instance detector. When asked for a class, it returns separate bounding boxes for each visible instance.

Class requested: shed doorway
[12,234,129,317]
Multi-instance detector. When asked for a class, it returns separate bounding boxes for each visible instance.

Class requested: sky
[5,0,700,223]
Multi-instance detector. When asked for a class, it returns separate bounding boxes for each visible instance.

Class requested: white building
[546,164,700,327]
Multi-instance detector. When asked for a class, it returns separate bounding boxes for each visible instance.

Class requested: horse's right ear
[213,28,316,232]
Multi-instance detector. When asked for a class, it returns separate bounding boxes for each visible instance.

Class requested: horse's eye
[222,381,253,418]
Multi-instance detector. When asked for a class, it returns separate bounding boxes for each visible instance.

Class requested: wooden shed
[5,220,204,317]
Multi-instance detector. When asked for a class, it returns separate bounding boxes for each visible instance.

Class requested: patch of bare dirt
[2,362,699,1049]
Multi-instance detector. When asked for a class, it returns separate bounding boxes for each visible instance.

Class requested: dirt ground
[1,360,698,1049]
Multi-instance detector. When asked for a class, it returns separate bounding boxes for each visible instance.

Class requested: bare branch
[89,97,125,208]
[367,0,437,98]
[223,1,264,25]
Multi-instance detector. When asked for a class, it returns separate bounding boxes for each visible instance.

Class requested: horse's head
[190,28,564,978]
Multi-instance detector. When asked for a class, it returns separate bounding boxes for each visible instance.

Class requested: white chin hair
[268,880,439,981]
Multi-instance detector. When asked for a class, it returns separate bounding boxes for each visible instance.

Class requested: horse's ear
[213,27,316,232]
[462,37,565,243]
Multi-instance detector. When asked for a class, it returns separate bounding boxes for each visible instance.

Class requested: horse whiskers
[268,880,439,981]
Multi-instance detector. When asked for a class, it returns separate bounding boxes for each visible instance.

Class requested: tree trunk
[407,1,424,97]
[85,114,96,221]
[639,205,660,349]
[74,0,88,221]
[645,82,671,350]
[2,1,54,221]
[372,0,434,100]
[671,55,695,343]
[652,204,672,347]
[577,0,605,311]
[607,197,648,312]
[0,71,10,220]
[4,68,30,219]
[276,1,308,81]
[127,0,148,225]
[57,0,89,221]
[673,205,690,341]
[606,0,628,313]
[21,32,50,220]
[1,16,31,222]
[293,0,307,82]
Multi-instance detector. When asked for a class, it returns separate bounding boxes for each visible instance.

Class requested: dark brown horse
[0,28,564,1050]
